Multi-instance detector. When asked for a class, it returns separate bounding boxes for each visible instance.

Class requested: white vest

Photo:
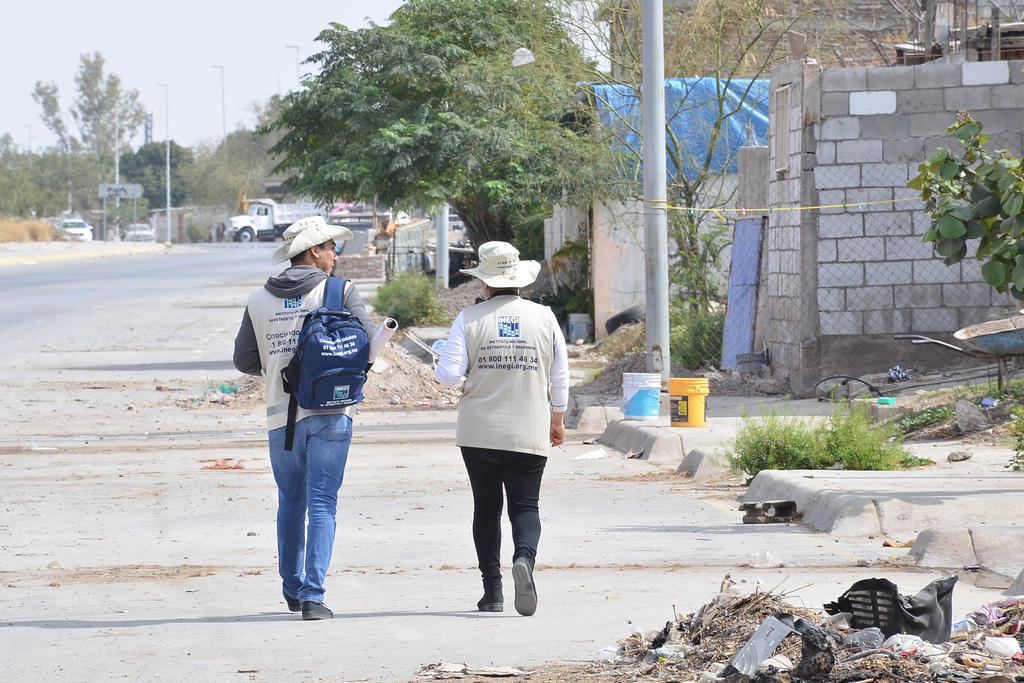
[456,296,555,456]
[246,280,351,431]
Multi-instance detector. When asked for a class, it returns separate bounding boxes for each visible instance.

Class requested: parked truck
[228,198,326,242]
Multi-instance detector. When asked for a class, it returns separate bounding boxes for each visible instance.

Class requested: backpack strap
[324,276,348,310]
[284,393,298,451]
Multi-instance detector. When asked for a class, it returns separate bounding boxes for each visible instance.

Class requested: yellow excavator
[236,188,250,217]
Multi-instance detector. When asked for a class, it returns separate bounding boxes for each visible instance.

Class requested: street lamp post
[158,83,171,245]
[212,65,226,141]
[286,44,300,89]
[641,0,669,381]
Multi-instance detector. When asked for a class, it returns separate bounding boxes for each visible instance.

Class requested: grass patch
[887,406,956,435]
[727,403,914,481]
[0,217,57,242]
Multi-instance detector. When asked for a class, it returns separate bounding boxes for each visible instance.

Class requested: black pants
[460,446,547,589]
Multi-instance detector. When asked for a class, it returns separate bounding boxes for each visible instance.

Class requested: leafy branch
[908,112,1024,299]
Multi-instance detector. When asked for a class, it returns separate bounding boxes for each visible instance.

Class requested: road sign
[99,183,143,199]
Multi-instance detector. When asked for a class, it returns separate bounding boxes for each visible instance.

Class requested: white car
[59,219,94,241]
[123,223,156,242]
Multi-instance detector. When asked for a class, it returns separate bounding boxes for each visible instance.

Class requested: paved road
[0,242,1015,681]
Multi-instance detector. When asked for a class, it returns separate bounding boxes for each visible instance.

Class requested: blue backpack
[280,277,370,450]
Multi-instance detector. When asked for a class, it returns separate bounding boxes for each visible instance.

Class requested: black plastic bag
[823,575,957,644]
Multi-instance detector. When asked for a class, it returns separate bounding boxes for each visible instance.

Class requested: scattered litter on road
[417,662,534,679]
[883,538,915,548]
[745,550,785,568]
[201,459,243,470]
[524,582,1024,681]
[574,448,607,460]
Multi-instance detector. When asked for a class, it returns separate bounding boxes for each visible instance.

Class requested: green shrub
[186,222,209,243]
[728,404,914,480]
[670,305,724,370]
[728,409,824,480]
[372,273,450,327]
[823,404,906,471]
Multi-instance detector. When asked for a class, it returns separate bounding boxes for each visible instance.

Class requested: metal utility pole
[158,83,171,245]
[436,204,449,291]
[641,0,670,381]
[212,65,226,141]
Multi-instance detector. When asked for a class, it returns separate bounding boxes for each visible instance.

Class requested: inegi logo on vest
[283,297,303,309]
[333,385,350,401]
[497,315,520,338]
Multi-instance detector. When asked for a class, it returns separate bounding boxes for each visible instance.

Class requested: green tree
[909,112,1024,299]
[31,52,147,214]
[267,0,614,249]
[182,97,284,209]
[120,141,193,209]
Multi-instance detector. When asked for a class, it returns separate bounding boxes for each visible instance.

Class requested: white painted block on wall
[849,91,897,115]
[962,61,1009,86]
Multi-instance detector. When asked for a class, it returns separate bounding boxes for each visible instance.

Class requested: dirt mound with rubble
[218,337,460,410]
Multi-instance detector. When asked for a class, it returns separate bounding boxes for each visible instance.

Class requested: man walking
[233,216,374,620]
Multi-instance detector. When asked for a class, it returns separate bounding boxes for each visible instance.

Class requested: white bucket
[567,313,594,343]
[622,372,661,420]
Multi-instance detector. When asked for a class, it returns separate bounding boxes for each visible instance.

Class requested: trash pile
[573,579,1024,682]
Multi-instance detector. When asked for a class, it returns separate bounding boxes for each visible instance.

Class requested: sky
[2,0,406,152]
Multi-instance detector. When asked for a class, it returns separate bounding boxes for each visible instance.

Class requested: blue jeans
[267,413,352,604]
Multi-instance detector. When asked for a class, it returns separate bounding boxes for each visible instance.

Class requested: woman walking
[435,241,569,616]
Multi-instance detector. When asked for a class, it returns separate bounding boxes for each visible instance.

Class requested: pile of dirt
[217,340,461,410]
[362,339,461,407]
[438,277,481,318]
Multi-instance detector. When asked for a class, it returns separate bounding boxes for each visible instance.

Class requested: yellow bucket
[669,378,709,428]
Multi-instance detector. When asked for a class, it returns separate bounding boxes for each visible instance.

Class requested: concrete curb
[743,471,882,537]
[910,527,1024,583]
[597,419,683,464]
[572,405,623,433]
[677,448,733,480]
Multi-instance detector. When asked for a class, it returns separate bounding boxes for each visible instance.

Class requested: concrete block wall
[813,58,1024,338]
[765,57,1024,394]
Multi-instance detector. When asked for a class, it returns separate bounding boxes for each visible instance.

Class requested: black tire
[237,227,255,243]
[605,305,644,335]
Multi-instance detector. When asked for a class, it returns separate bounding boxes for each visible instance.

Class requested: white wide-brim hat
[460,241,541,288]
[272,216,353,264]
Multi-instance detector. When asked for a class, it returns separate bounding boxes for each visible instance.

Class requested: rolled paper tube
[368,318,399,362]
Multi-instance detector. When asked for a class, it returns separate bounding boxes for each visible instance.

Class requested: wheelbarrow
[894,313,1024,391]
[814,314,1024,400]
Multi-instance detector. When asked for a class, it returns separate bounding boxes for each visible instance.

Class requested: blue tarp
[590,78,770,182]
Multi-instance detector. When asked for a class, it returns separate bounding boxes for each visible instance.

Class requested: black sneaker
[477,587,504,612]
[282,589,301,613]
[512,557,537,616]
[301,601,333,620]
